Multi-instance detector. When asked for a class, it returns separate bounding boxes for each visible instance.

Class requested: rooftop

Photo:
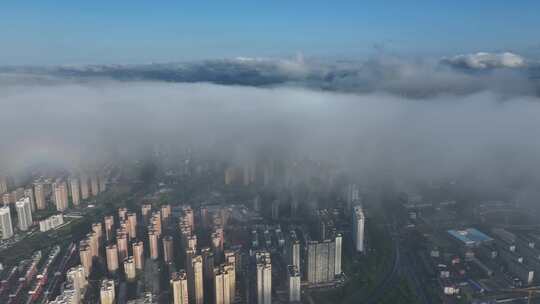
[447,228,493,246]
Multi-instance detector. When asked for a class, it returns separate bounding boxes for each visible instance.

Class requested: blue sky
[1,1,539,65]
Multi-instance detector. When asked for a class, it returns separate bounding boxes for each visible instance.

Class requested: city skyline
[1,2,540,303]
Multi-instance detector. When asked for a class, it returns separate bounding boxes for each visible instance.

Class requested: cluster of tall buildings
[175,205,240,304]
[49,264,88,304]
[305,234,342,284]
[0,171,108,241]
[50,182,360,304]
[0,171,107,239]
[28,172,106,212]
[0,197,34,239]
[71,202,243,304]
[51,173,106,211]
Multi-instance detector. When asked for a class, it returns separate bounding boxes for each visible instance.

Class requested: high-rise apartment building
[149,229,159,260]
[305,233,342,284]
[163,235,174,264]
[16,197,33,231]
[0,205,13,239]
[90,175,99,196]
[118,207,128,221]
[171,271,189,304]
[117,233,129,262]
[79,242,93,277]
[308,240,333,284]
[53,180,69,211]
[345,183,361,212]
[141,204,152,226]
[334,233,342,275]
[69,177,81,206]
[224,250,236,302]
[161,204,171,226]
[352,205,365,253]
[86,231,99,258]
[214,266,231,304]
[34,181,46,210]
[67,265,88,290]
[182,206,195,230]
[104,215,114,241]
[211,231,223,259]
[201,247,215,286]
[286,231,301,273]
[24,188,35,211]
[223,263,235,303]
[100,279,116,304]
[106,244,119,274]
[151,211,162,236]
[287,265,301,302]
[127,212,137,239]
[92,222,103,249]
[133,241,145,270]
[255,251,272,304]
[186,235,197,252]
[66,265,88,303]
[188,255,204,304]
[80,175,90,200]
[185,248,196,275]
[124,256,137,281]
[0,175,8,194]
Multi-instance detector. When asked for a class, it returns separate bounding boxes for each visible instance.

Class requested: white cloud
[442,52,526,69]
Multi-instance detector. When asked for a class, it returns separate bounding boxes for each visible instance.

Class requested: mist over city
[2,54,540,199]
[2,2,540,304]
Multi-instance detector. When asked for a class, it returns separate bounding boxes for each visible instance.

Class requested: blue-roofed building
[447,228,493,247]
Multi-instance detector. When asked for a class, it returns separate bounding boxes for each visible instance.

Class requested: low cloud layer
[1,54,540,203]
[3,53,538,98]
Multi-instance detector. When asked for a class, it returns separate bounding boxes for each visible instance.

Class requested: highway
[359,215,401,304]
[361,212,434,304]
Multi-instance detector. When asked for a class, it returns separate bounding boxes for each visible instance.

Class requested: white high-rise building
[287,265,301,302]
[255,251,272,304]
[24,188,35,211]
[0,205,13,239]
[286,231,301,273]
[16,197,33,231]
[352,206,365,253]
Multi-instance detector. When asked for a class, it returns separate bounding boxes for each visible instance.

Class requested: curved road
[361,215,432,304]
